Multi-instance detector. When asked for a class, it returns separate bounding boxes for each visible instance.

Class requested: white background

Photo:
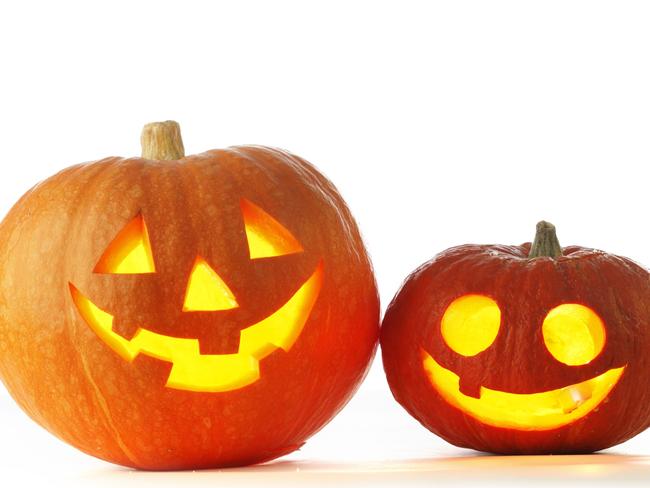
[1,1,650,486]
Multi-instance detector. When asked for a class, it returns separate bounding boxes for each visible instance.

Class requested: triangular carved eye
[94,214,156,274]
[240,199,303,259]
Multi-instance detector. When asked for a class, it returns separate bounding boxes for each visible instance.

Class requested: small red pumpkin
[381,222,650,454]
[0,121,379,469]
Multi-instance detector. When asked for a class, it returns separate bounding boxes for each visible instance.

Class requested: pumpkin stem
[141,121,185,160]
[528,221,562,258]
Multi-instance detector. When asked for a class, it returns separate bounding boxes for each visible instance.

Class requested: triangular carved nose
[183,256,239,312]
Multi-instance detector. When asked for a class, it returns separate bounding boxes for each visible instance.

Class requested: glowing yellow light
[543,304,606,366]
[94,214,156,274]
[183,257,239,312]
[441,295,501,356]
[422,350,624,430]
[240,198,303,259]
[69,262,323,392]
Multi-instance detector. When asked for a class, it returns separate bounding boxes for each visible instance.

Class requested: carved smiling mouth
[422,350,625,431]
[69,263,323,393]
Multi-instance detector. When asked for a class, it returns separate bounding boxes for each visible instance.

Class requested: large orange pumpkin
[381,222,650,454]
[0,121,379,469]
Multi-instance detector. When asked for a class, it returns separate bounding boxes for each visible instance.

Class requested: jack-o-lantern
[0,121,379,469]
[381,222,650,454]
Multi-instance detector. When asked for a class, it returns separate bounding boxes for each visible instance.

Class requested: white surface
[1,1,650,486]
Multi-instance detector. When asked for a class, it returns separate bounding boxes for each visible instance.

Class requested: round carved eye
[441,294,501,356]
[542,304,606,366]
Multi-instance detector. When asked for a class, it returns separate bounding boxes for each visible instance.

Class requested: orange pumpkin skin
[0,146,379,469]
[381,242,650,454]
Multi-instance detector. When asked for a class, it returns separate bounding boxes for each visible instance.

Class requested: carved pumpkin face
[0,129,379,470]
[381,226,650,454]
[69,199,323,393]
[421,297,623,431]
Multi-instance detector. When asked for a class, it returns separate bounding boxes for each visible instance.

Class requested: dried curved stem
[529,221,562,258]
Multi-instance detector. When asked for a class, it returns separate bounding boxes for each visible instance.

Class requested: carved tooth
[558,383,593,413]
